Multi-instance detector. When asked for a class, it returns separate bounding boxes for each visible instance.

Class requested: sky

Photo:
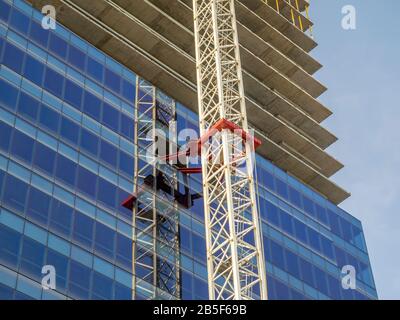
[310,0,400,299]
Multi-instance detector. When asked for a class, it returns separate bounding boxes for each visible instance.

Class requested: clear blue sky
[311,0,400,299]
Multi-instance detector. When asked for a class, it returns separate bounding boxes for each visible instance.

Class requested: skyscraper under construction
[0,0,377,300]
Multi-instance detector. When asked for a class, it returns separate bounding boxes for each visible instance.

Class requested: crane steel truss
[192,0,268,300]
[132,77,180,299]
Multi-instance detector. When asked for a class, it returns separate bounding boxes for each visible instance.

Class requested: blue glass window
[3,175,28,213]
[49,33,68,59]
[285,249,300,278]
[87,57,104,83]
[116,233,131,270]
[29,21,49,48]
[97,178,116,209]
[0,284,13,300]
[69,260,91,299]
[105,68,121,94]
[293,219,308,244]
[3,42,25,73]
[92,272,113,300]
[327,274,341,299]
[334,246,347,267]
[100,140,117,168]
[23,55,44,86]
[0,121,12,152]
[314,267,328,296]
[94,222,115,259]
[20,237,45,282]
[0,170,4,193]
[274,279,290,299]
[49,200,73,238]
[0,1,11,23]
[119,151,134,177]
[264,200,279,227]
[320,236,334,261]
[26,187,51,226]
[299,258,315,287]
[280,210,294,235]
[288,186,301,208]
[80,128,99,157]
[73,211,94,249]
[39,104,60,133]
[77,166,97,198]
[192,233,206,261]
[0,225,22,269]
[340,218,353,242]
[11,130,34,164]
[192,196,204,221]
[44,67,64,97]
[14,292,33,300]
[102,103,119,131]
[0,79,18,111]
[180,226,191,253]
[266,277,276,299]
[18,92,39,121]
[291,289,306,300]
[328,211,341,236]
[60,117,80,145]
[307,227,321,252]
[68,45,86,71]
[263,236,272,262]
[49,199,73,238]
[260,169,275,191]
[275,178,288,199]
[302,196,315,217]
[193,277,208,300]
[315,204,328,225]
[270,240,285,269]
[115,283,131,300]
[64,79,83,109]
[55,155,77,187]
[121,114,134,140]
[46,249,69,292]
[117,189,132,219]
[351,225,365,251]
[122,79,135,102]
[83,91,101,121]
[33,143,56,176]
[10,8,30,34]
[182,271,193,299]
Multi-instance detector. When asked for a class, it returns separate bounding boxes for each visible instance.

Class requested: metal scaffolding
[192,0,268,300]
[131,77,181,299]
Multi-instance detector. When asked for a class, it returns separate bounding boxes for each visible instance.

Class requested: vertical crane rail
[132,77,180,299]
[192,0,268,300]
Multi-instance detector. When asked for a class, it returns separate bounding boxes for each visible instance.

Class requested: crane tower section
[192,0,268,300]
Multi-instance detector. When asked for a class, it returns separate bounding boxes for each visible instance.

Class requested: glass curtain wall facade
[0,0,378,300]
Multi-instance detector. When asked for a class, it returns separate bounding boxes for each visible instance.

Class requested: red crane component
[121,194,137,210]
[177,167,203,174]
[199,118,262,150]
[161,118,261,175]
